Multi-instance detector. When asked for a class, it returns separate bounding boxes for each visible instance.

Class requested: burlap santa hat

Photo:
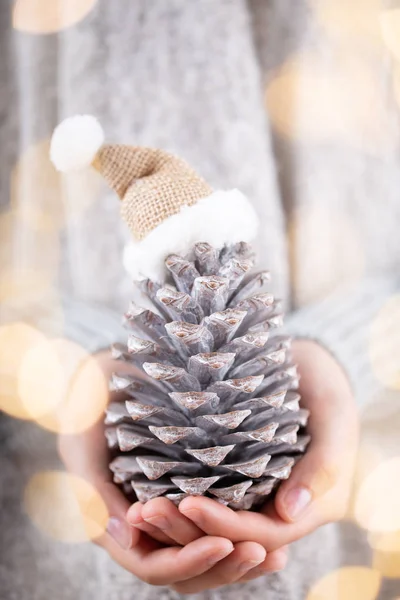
[50,115,259,281]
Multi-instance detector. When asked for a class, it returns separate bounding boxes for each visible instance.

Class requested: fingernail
[144,515,170,530]
[238,559,264,575]
[283,487,312,520]
[206,543,234,567]
[107,517,133,550]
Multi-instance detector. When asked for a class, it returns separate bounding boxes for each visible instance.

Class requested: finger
[97,529,162,576]
[134,536,234,586]
[127,502,178,546]
[59,424,137,550]
[237,546,289,582]
[93,481,139,550]
[180,496,315,552]
[291,340,358,443]
[275,341,359,523]
[274,444,341,524]
[171,541,266,594]
[58,421,111,482]
[179,496,265,543]
[100,522,234,585]
[140,497,204,545]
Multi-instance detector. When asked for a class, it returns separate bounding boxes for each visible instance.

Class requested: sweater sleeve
[284,276,400,406]
[61,297,127,354]
[60,276,400,405]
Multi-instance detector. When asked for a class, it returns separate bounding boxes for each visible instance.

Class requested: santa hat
[50,115,259,281]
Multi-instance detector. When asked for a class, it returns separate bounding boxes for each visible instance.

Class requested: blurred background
[1,1,400,599]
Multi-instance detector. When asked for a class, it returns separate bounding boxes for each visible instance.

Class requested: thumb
[274,443,340,523]
[274,340,359,524]
[95,479,140,551]
[58,425,139,551]
[58,350,141,553]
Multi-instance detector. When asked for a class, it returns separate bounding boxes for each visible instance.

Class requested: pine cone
[105,242,310,511]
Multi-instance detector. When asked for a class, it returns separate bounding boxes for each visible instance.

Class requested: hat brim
[123,189,259,282]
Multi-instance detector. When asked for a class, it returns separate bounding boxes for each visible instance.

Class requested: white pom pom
[50,115,104,172]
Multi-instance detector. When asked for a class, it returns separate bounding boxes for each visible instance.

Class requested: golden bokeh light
[348,442,384,521]
[369,296,400,390]
[0,322,47,420]
[24,471,108,543]
[11,139,102,233]
[18,338,108,434]
[0,208,61,296]
[369,530,400,553]
[12,0,98,34]
[373,547,400,579]
[265,51,395,154]
[0,267,57,305]
[310,0,383,46]
[306,567,381,600]
[18,337,73,420]
[349,390,400,520]
[355,457,400,534]
[0,277,64,340]
[380,9,400,62]
[11,139,61,232]
[289,206,365,306]
[0,208,63,338]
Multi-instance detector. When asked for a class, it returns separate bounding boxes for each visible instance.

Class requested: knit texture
[1,1,400,599]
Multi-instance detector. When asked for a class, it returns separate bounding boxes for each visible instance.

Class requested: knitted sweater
[1,1,400,599]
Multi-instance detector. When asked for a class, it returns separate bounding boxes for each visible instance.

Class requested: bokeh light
[349,390,400,521]
[18,337,76,420]
[306,567,381,600]
[369,530,400,553]
[348,442,384,521]
[24,471,108,543]
[12,0,98,34]
[11,139,102,232]
[380,9,400,61]
[0,266,54,301]
[309,0,383,47]
[0,207,61,313]
[18,338,108,434]
[289,206,365,305]
[0,268,61,328]
[265,51,394,154]
[2,187,63,337]
[11,139,61,232]
[0,322,47,420]
[369,295,400,390]
[354,457,400,534]
[373,547,400,578]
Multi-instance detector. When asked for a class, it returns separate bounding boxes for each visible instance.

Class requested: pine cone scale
[105,243,309,510]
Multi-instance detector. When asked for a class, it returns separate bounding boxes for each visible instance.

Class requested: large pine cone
[105,242,309,511]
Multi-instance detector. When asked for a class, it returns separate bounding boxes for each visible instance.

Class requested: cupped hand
[58,351,242,588]
[177,340,359,548]
[131,339,359,589]
[59,338,358,592]
[127,497,288,593]
[58,350,282,591]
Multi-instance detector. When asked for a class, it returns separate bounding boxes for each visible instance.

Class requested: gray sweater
[1,1,400,599]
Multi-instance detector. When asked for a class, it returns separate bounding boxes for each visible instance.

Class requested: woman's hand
[59,339,359,593]
[130,339,359,593]
[127,497,288,593]
[57,351,273,589]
